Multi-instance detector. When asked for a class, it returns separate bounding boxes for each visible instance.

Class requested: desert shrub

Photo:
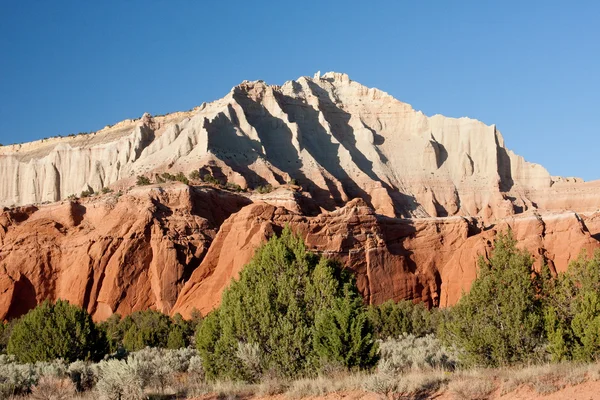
[101,311,193,353]
[175,172,189,185]
[95,359,144,400]
[367,299,438,339]
[160,172,175,181]
[68,360,97,392]
[7,300,108,363]
[201,173,219,185]
[0,358,38,397]
[120,310,174,351]
[313,290,379,370]
[376,334,458,374]
[29,375,76,400]
[98,313,124,354]
[235,342,263,382]
[439,231,545,367]
[196,227,377,381]
[255,184,274,194]
[167,313,193,349]
[80,189,93,198]
[0,322,7,352]
[101,187,113,194]
[126,347,196,393]
[448,377,496,400]
[167,327,188,350]
[34,359,68,378]
[544,250,600,361]
[0,320,16,351]
[136,175,151,186]
[225,182,244,192]
[189,170,201,181]
[188,355,205,382]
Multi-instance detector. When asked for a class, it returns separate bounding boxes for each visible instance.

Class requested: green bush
[100,310,193,353]
[167,314,193,349]
[439,231,545,367]
[196,227,377,381]
[0,322,7,352]
[201,173,219,185]
[225,182,244,192]
[313,290,379,370]
[367,300,438,339]
[188,170,200,181]
[7,300,108,363]
[175,172,189,185]
[255,184,274,194]
[544,250,600,361]
[136,176,151,186]
[120,310,173,352]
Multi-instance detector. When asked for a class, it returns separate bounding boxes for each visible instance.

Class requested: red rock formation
[172,197,600,318]
[0,184,597,321]
[0,72,599,320]
[0,185,250,320]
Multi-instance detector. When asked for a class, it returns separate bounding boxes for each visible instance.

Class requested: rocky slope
[0,72,598,320]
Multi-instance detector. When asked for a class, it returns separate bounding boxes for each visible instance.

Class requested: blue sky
[1,1,598,180]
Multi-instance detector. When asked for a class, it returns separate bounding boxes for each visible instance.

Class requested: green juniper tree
[196,226,378,381]
[7,300,108,363]
[544,250,600,361]
[440,231,545,367]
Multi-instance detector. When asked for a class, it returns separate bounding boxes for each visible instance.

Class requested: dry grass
[448,377,496,400]
[495,362,590,395]
[11,360,600,400]
[286,373,364,398]
[28,376,76,400]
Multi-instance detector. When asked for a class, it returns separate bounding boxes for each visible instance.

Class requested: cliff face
[0,185,596,321]
[0,72,598,320]
[171,197,599,318]
[0,186,250,320]
[2,72,596,219]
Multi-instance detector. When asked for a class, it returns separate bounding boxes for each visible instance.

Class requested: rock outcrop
[0,185,250,320]
[0,72,598,320]
[2,72,598,220]
[171,198,599,317]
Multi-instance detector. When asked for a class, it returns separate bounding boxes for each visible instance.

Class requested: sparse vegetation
[188,170,200,181]
[175,171,189,185]
[255,184,274,194]
[224,182,244,192]
[136,175,151,186]
[201,173,219,185]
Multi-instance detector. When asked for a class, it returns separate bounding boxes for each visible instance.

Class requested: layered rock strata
[0,72,598,320]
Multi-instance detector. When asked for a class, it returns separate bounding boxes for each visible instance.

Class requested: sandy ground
[193,379,600,400]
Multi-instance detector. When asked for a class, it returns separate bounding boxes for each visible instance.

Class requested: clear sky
[1,1,598,180]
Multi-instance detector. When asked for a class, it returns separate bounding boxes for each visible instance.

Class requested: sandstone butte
[0,71,599,321]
